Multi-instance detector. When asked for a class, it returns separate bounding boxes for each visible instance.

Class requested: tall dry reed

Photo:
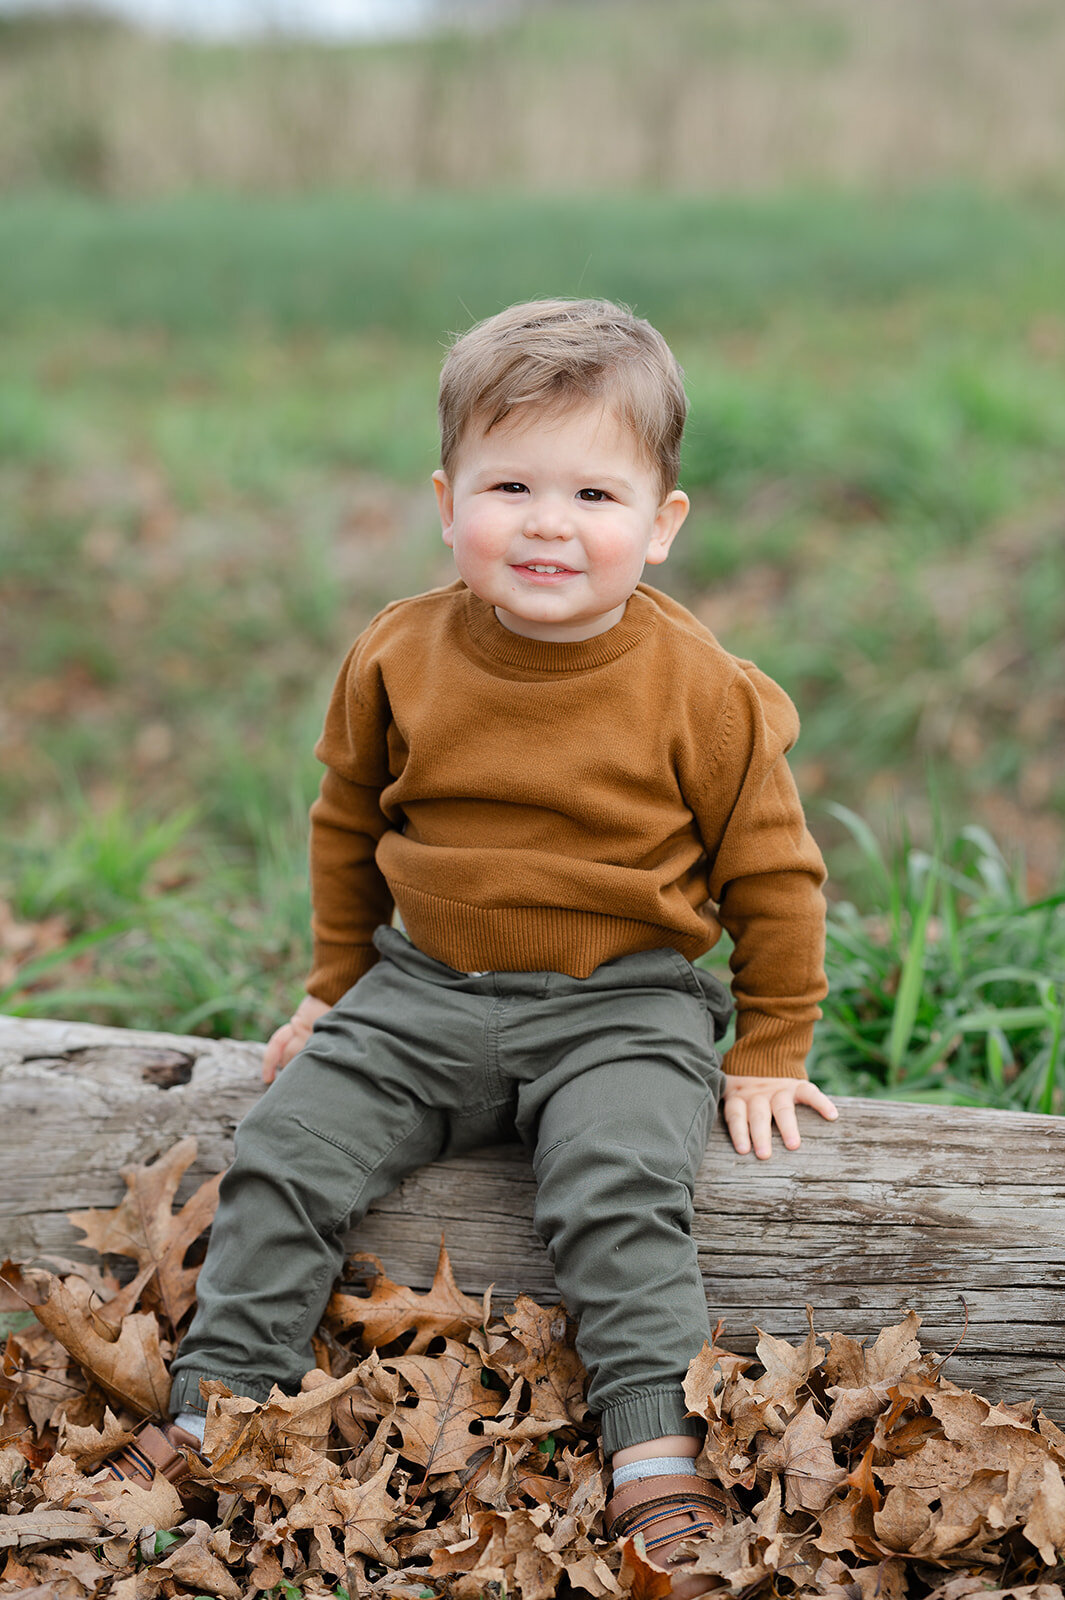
[2,0,1064,195]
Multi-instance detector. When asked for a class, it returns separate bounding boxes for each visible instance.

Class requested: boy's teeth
[528,564,564,573]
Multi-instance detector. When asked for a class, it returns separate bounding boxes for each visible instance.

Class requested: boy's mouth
[512,563,578,578]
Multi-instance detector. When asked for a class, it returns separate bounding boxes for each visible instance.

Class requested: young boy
[108,299,836,1587]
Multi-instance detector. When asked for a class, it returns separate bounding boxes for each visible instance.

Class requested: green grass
[1,188,1063,1100]
[2,188,1064,344]
[809,811,1065,1111]
[4,795,1062,1114]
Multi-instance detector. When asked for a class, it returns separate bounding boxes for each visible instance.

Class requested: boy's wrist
[294,994,331,1028]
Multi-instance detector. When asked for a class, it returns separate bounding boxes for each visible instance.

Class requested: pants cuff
[599,1387,703,1455]
[168,1367,275,1416]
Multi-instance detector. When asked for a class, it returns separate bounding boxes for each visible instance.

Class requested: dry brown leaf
[617,1532,675,1600]
[561,1550,622,1597]
[67,1137,222,1332]
[57,1408,136,1471]
[927,1582,1065,1600]
[327,1240,484,1355]
[5,1264,169,1418]
[486,1296,589,1426]
[757,1398,846,1512]
[753,1308,825,1415]
[1023,1459,1065,1566]
[682,1334,752,1424]
[152,1520,244,1599]
[680,1514,778,1589]
[874,1484,935,1552]
[816,1554,909,1600]
[0,1508,107,1551]
[845,1441,882,1515]
[826,1314,924,1390]
[431,1504,565,1600]
[330,1449,403,1565]
[12,1146,1065,1600]
[202,1367,365,1485]
[383,1337,504,1477]
[78,1471,185,1537]
[11,1545,117,1596]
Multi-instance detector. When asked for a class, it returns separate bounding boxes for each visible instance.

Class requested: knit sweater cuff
[722,1012,814,1080]
[306,942,379,1008]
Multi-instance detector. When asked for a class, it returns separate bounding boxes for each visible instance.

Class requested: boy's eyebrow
[473,464,636,492]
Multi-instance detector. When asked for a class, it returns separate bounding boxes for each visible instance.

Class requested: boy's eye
[494,482,527,494]
[577,488,611,502]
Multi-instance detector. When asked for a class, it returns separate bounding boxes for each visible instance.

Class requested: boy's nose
[524,497,574,538]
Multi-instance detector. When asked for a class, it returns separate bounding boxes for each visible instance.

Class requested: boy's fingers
[262,1026,294,1085]
[794,1081,839,1120]
[747,1098,774,1160]
[771,1096,802,1151]
[723,1097,752,1155]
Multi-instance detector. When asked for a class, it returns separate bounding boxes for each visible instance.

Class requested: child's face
[433,401,688,643]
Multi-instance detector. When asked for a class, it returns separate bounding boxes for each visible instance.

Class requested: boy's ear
[432,470,455,547]
[645,489,689,566]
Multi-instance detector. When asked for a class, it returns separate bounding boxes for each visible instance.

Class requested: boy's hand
[722,1074,837,1159]
[262,995,331,1084]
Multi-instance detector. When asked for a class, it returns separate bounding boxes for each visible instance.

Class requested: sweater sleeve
[305,638,396,1006]
[695,664,828,1080]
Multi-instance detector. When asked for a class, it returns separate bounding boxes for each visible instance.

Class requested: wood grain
[4,1014,1064,1414]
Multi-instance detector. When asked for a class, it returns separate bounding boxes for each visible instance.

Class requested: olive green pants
[169,927,730,1453]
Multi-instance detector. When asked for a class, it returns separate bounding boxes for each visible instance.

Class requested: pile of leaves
[3,1139,1065,1599]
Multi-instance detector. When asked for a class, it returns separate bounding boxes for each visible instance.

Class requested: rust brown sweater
[307,581,827,1079]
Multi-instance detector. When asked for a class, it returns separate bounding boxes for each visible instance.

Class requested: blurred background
[1,0,1063,1099]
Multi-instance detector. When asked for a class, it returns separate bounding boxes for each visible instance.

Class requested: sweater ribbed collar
[462,587,655,673]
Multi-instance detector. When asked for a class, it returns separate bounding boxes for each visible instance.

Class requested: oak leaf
[151,1520,243,1599]
[0,1507,109,1550]
[1023,1459,1065,1566]
[486,1295,589,1426]
[327,1240,483,1354]
[331,1449,404,1566]
[753,1308,825,1415]
[79,1472,185,1538]
[617,1533,681,1599]
[57,1408,136,1471]
[5,1264,169,1418]
[67,1136,221,1333]
[382,1337,504,1477]
[202,1366,365,1485]
[756,1398,846,1512]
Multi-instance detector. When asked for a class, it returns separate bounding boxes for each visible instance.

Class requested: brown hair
[438,298,687,500]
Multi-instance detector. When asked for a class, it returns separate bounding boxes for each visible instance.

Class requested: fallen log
[3,1013,1064,1413]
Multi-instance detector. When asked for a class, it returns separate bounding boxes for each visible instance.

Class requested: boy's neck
[492,595,630,644]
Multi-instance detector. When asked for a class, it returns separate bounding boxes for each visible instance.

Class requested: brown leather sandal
[99,1420,213,1516]
[607,1472,730,1578]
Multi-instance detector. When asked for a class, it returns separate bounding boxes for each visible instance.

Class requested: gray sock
[612,1454,699,1488]
[174,1410,206,1449]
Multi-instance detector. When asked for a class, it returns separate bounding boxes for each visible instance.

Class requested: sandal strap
[607,1474,730,1540]
[644,1518,721,1554]
[105,1422,199,1489]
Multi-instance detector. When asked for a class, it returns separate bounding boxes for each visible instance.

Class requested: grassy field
[2,187,1063,1105]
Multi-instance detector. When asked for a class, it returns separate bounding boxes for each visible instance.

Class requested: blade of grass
[886,856,938,1085]
[0,916,136,1009]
